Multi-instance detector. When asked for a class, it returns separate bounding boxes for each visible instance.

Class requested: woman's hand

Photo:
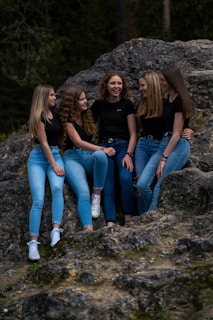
[181,128,193,140]
[156,159,166,179]
[52,164,65,176]
[103,147,116,157]
[122,154,134,172]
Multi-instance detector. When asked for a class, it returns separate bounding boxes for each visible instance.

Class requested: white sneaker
[50,228,63,247]
[27,240,40,261]
[91,194,101,219]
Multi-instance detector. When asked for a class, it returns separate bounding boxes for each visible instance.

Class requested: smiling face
[138,77,148,97]
[107,75,123,101]
[77,91,88,112]
[159,73,170,94]
[48,89,56,108]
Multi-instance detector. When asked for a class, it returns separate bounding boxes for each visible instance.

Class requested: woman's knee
[136,178,148,195]
[50,176,64,191]
[32,199,44,209]
[93,150,107,163]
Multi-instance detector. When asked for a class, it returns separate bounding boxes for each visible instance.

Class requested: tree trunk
[128,0,139,40]
[162,0,170,40]
[116,0,127,44]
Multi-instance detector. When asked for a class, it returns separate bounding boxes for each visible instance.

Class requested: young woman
[134,71,192,214]
[58,85,115,231]
[27,84,65,261]
[134,72,165,214]
[136,64,194,211]
[91,70,137,226]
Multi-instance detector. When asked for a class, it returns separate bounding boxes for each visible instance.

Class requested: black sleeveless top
[64,121,92,151]
[34,109,62,146]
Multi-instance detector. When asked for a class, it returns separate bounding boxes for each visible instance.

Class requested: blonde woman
[134,72,165,214]
[27,84,65,261]
[136,65,194,211]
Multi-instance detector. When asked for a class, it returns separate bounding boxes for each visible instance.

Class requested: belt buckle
[147,135,154,140]
[107,138,114,143]
[164,132,168,136]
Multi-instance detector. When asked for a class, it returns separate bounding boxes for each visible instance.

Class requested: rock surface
[0,38,213,320]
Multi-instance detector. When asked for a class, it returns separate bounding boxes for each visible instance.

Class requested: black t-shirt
[34,109,62,146]
[163,96,189,132]
[91,98,136,140]
[139,115,165,139]
[64,121,92,151]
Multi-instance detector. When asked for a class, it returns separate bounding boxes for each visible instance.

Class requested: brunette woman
[91,71,137,226]
[58,85,115,230]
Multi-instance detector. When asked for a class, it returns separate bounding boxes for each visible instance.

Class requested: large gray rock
[58,38,213,109]
[0,38,213,320]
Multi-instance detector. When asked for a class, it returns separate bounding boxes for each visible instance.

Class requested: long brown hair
[136,72,163,119]
[58,85,96,148]
[161,64,194,118]
[98,70,130,100]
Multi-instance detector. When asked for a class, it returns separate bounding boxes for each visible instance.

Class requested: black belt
[101,137,128,144]
[140,134,162,141]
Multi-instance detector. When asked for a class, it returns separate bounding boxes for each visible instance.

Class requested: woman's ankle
[124,214,132,223]
[92,189,102,196]
[84,226,93,231]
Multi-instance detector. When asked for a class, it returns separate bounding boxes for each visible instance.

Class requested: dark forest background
[0,0,212,137]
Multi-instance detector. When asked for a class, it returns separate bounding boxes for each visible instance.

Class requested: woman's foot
[91,194,101,218]
[50,228,64,247]
[27,240,40,261]
[106,221,116,227]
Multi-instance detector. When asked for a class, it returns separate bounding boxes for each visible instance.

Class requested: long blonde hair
[58,85,96,148]
[136,72,163,119]
[29,84,54,139]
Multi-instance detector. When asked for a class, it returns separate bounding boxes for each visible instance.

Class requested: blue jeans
[28,146,65,236]
[134,137,161,214]
[63,149,108,228]
[99,140,134,223]
[136,136,190,211]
